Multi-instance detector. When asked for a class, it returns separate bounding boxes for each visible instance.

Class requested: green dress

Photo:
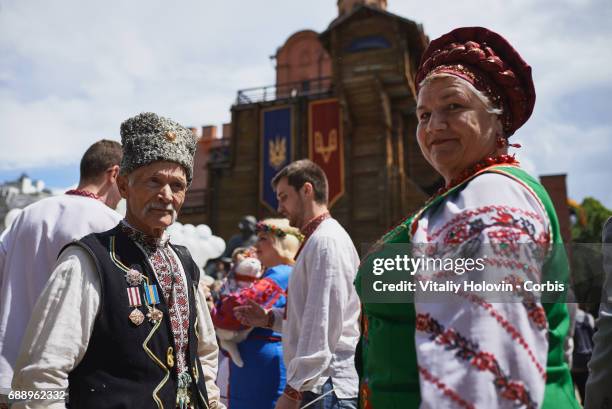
[355,165,580,409]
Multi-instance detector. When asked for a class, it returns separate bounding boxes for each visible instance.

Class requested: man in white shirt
[12,113,224,409]
[235,159,360,409]
[0,139,123,390]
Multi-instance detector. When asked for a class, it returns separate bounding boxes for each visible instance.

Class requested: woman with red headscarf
[355,27,580,408]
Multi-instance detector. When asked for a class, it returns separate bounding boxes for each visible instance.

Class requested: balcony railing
[236,77,333,105]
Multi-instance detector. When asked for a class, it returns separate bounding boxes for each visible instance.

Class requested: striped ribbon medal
[144,283,164,324]
[127,287,145,326]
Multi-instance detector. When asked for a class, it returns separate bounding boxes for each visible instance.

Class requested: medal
[127,287,144,325]
[143,283,160,305]
[129,308,145,325]
[127,287,142,306]
[147,308,163,323]
[143,283,163,324]
[125,268,143,286]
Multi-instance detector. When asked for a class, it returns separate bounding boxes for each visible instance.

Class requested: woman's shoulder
[265,264,292,275]
[458,170,547,217]
[262,264,292,286]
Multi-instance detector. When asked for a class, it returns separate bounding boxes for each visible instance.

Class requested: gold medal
[147,307,163,324]
[129,308,145,326]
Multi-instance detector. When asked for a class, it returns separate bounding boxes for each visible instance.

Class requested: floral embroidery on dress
[416,313,537,409]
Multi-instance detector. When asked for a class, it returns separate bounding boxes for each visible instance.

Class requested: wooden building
[197,2,443,247]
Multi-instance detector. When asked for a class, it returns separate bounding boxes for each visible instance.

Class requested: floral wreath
[256,222,304,242]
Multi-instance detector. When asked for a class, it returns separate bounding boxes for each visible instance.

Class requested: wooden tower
[205,5,441,247]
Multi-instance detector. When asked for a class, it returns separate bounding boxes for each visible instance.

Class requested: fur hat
[119,112,197,183]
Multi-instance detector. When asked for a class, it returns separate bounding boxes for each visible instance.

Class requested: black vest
[65,225,210,409]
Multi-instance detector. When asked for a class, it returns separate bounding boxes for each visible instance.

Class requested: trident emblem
[314,129,338,164]
[269,135,287,170]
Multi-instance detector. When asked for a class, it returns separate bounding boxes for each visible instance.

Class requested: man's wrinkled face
[118,161,187,233]
[275,177,305,229]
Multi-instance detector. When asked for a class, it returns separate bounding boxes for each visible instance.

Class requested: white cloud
[0,0,611,206]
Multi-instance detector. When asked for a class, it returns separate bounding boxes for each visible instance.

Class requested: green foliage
[571,197,612,243]
[569,197,612,315]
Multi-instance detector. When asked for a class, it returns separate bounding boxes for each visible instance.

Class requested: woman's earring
[497,135,521,149]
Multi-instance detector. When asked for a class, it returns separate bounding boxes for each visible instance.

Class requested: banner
[260,106,293,212]
[308,99,344,207]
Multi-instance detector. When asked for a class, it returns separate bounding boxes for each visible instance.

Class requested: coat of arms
[314,129,338,164]
[269,135,287,170]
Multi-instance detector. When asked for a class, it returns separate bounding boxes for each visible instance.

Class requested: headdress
[256,221,304,242]
[120,112,197,182]
[415,27,535,136]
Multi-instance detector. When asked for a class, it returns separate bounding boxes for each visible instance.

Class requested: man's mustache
[145,202,175,212]
[144,202,178,224]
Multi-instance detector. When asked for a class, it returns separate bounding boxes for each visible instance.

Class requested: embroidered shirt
[120,221,190,374]
[11,245,225,409]
[270,217,360,398]
[411,172,551,408]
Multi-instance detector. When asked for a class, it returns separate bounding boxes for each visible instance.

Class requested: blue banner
[260,106,292,212]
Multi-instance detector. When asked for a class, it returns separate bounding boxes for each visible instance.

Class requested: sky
[0,0,611,207]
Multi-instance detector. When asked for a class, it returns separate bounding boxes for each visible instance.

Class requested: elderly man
[0,139,123,390]
[12,113,223,409]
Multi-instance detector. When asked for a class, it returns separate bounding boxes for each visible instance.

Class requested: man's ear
[116,173,129,199]
[301,182,314,200]
[107,165,120,183]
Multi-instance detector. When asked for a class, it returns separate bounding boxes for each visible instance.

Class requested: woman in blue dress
[213,218,302,409]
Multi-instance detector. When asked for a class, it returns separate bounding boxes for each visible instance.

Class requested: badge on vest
[144,283,163,324]
[127,287,145,326]
[125,268,143,286]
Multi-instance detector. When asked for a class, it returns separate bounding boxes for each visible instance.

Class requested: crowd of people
[0,26,610,409]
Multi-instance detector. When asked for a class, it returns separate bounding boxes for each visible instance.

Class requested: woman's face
[416,76,503,185]
[255,232,280,267]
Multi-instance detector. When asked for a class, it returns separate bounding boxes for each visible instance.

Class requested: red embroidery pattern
[503,275,548,331]
[484,257,538,277]
[65,189,102,201]
[121,222,190,374]
[416,313,537,409]
[150,248,190,373]
[362,312,369,341]
[295,212,331,259]
[461,293,546,378]
[212,277,286,331]
[359,380,374,409]
[418,366,476,409]
[427,205,545,243]
[439,209,546,246]
[412,270,546,378]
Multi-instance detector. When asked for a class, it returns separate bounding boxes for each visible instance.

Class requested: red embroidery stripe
[462,293,547,378]
[413,270,547,378]
[418,366,476,409]
[427,205,545,242]
[416,313,538,409]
